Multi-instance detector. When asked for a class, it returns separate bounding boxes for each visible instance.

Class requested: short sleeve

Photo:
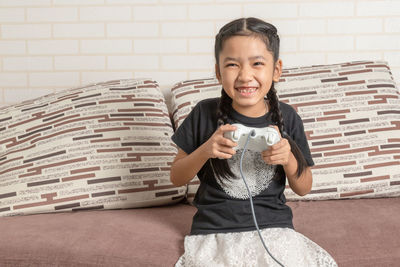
[291,114,314,167]
[171,98,219,155]
[171,104,199,155]
[281,103,314,167]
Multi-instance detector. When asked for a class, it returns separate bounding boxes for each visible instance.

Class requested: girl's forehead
[220,35,272,58]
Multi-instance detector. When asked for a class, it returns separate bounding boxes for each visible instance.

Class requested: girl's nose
[238,66,253,82]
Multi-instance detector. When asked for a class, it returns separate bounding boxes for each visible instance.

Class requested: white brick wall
[0,0,399,106]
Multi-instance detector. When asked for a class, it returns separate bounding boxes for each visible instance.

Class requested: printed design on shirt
[218,149,277,199]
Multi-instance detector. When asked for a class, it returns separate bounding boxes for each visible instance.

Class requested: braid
[267,83,307,178]
[216,89,232,126]
[209,89,235,183]
[267,83,284,134]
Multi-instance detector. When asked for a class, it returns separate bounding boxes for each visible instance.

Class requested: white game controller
[224,123,280,152]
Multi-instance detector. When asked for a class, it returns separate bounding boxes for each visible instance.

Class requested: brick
[274,19,326,35]
[300,36,354,52]
[0,41,26,55]
[106,0,157,3]
[54,0,104,5]
[244,3,298,19]
[280,37,297,53]
[189,4,241,20]
[300,2,354,17]
[357,1,400,16]
[281,53,325,67]
[134,39,187,54]
[107,23,159,37]
[27,7,78,22]
[2,24,51,39]
[82,72,134,85]
[327,52,383,64]
[80,6,132,21]
[28,40,78,55]
[108,55,159,70]
[188,71,215,80]
[0,73,28,86]
[3,57,52,71]
[384,52,400,66]
[189,38,213,53]
[0,0,51,6]
[162,22,214,37]
[54,23,105,38]
[357,35,400,50]
[391,68,400,84]
[81,40,132,54]
[328,19,383,34]
[0,8,25,22]
[4,88,52,104]
[162,55,213,70]
[161,0,212,3]
[134,5,187,21]
[29,72,80,87]
[134,71,187,86]
[299,19,326,34]
[385,18,400,33]
[55,56,105,70]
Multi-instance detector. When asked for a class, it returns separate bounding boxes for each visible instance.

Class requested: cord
[239,130,285,267]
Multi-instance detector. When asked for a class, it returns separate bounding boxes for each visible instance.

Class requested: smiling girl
[170,17,337,267]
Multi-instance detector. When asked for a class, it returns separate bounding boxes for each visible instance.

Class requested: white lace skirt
[175,227,337,267]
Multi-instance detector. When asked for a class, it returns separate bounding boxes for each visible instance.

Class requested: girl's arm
[170,124,237,187]
[282,151,312,196]
[261,128,313,196]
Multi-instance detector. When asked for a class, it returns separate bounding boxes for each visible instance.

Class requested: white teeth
[238,87,256,93]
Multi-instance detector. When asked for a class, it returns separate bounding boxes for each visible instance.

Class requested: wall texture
[0,0,399,106]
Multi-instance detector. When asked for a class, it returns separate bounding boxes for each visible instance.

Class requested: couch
[0,60,399,267]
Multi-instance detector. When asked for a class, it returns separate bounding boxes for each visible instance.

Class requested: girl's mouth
[236,87,257,97]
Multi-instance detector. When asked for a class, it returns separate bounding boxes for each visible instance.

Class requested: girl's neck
[232,99,269,118]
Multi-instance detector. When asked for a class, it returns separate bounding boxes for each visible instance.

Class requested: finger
[218,124,237,133]
[269,125,282,138]
[271,138,289,150]
[215,148,236,159]
[219,137,237,148]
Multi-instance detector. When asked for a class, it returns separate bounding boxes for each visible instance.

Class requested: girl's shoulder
[278,101,303,125]
[196,97,220,109]
[278,101,297,115]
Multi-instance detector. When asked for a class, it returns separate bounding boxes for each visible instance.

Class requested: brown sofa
[1,198,399,267]
[1,60,399,266]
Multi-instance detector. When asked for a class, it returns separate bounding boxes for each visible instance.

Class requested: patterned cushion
[170,61,400,201]
[171,78,221,202]
[0,79,185,216]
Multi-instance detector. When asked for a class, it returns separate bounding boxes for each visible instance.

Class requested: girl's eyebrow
[223,57,238,63]
[223,56,266,63]
[249,56,266,61]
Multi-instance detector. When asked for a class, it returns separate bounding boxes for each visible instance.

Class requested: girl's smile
[216,35,282,118]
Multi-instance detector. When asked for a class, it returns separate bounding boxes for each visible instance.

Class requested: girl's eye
[254,62,264,66]
[226,63,237,67]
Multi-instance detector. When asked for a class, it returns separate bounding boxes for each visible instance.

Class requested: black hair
[211,17,308,182]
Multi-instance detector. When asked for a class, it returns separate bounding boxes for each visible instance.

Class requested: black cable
[239,130,285,267]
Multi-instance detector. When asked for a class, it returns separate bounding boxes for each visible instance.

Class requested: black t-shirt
[172,97,314,235]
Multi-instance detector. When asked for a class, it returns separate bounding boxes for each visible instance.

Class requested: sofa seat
[0,198,399,267]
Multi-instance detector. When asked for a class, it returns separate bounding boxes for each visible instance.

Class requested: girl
[170,17,337,267]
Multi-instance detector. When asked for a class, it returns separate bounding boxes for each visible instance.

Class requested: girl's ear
[215,64,222,83]
[273,59,283,82]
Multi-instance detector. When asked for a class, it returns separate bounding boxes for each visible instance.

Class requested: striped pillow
[0,79,186,216]
[170,61,400,201]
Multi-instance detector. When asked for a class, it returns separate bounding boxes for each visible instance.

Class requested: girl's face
[216,35,282,118]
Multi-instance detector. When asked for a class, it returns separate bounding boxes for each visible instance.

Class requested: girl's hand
[261,126,291,166]
[203,124,237,159]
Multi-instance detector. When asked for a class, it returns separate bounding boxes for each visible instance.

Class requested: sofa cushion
[170,60,400,201]
[0,198,398,267]
[0,79,185,216]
